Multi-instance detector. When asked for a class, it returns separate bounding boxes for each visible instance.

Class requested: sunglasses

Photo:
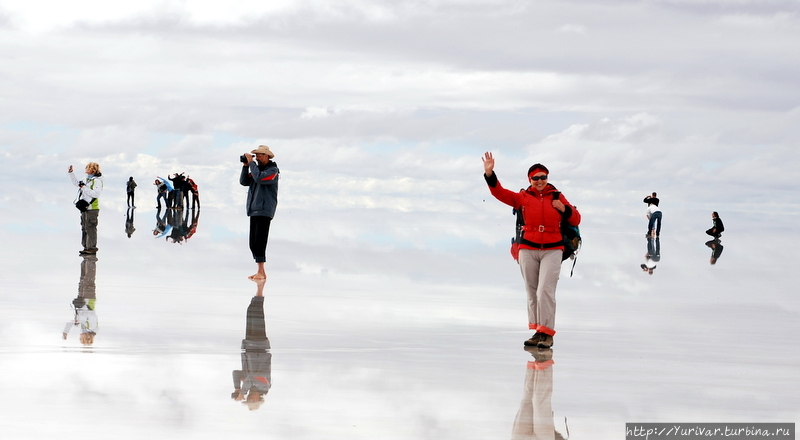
[529,175,548,181]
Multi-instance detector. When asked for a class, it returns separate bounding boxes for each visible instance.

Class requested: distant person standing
[240,145,279,280]
[187,176,200,210]
[169,173,186,210]
[644,192,661,238]
[69,163,104,255]
[155,177,172,210]
[126,176,137,208]
[706,211,724,238]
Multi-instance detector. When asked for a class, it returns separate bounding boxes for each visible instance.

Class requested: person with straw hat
[240,145,280,280]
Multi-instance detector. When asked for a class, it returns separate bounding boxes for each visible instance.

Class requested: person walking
[240,145,279,280]
[69,162,104,255]
[482,152,581,349]
[645,194,661,238]
[126,176,137,208]
[706,211,724,238]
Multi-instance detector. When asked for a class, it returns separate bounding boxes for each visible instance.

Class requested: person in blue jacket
[240,145,279,280]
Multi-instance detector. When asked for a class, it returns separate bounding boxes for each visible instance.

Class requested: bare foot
[248,273,267,280]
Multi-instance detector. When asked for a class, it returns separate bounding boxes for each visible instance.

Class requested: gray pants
[80,209,99,251]
[518,249,561,335]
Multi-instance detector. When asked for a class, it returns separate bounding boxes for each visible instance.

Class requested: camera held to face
[240,154,248,164]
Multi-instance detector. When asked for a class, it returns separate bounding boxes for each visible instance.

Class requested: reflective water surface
[0,201,797,440]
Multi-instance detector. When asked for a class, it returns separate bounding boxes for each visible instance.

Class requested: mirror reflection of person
[705,239,724,265]
[125,207,136,238]
[185,208,200,241]
[512,348,567,440]
[165,207,189,244]
[63,254,98,346]
[153,207,171,239]
[640,237,660,275]
[232,278,272,411]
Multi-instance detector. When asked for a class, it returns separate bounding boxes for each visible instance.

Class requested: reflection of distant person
[644,193,661,238]
[63,254,98,346]
[126,176,137,208]
[153,208,171,239]
[512,348,567,440]
[232,278,271,411]
[69,163,104,255]
[482,152,581,349]
[240,145,280,281]
[125,207,136,238]
[705,239,724,265]
[640,237,660,275]
[165,208,187,244]
[705,211,724,239]
[186,208,200,240]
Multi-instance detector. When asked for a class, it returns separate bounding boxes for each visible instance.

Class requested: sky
[1,0,799,274]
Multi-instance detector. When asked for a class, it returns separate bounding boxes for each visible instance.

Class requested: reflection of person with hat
[239,145,279,280]
[232,278,271,411]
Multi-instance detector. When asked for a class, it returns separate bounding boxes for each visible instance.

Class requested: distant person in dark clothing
[706,211,724,238]
[643,192,659,207]
[705,239,724,265]
[169,173,186,210]
[644,192,661,238]
[240,145,279,280]
[126,177,137,208]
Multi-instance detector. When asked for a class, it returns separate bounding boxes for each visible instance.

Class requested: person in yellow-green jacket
[69,162,104,255]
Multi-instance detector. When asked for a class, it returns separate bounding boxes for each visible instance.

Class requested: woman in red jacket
[482,152,581,349]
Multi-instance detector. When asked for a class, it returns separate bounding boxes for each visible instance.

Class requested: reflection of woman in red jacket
[483,152,581,349]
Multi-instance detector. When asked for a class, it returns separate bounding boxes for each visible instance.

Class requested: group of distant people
[640,192,726,274]
[153,173,200,211]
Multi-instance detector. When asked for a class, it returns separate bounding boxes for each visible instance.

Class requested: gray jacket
[239,161,279,217]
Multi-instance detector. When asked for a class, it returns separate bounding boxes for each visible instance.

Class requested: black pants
[249,216,272,263]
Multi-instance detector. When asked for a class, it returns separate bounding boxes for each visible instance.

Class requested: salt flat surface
[0,201,797,440]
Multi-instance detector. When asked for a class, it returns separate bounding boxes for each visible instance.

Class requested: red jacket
[487,175,580,251]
